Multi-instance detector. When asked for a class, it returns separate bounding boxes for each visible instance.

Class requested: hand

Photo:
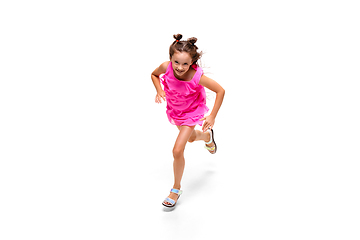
[155,90,166,103]
[200,115,215,132]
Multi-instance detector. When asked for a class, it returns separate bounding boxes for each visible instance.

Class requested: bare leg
[187,129,210,143]
[187,128,216,153]
[164,125,195,205]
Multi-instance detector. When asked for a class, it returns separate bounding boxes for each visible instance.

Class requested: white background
[1,0,359,239]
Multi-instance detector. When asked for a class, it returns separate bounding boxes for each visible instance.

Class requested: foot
[205,131,216,154]
[163,191,180,205]
[163,188,182,207]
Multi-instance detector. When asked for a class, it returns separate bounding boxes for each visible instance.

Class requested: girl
[151,34,225,208]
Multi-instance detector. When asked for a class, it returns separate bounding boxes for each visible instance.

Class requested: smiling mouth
[176,69,184,74]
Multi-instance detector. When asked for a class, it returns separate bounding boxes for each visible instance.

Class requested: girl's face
[171,51,193,78]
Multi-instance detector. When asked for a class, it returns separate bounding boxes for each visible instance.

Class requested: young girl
[151,34,225,208]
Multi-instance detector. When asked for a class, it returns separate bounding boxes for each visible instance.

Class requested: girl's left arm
[199,75,225,132]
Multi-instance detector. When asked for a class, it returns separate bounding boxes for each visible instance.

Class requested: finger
[202,122,208,132]
[201,122,205,131]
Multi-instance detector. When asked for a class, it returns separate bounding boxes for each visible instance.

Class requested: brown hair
[169,34,203,66]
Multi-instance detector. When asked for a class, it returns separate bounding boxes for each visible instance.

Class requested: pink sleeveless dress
[160,62,209,126]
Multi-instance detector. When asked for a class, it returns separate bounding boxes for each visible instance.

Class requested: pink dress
[160,62,209,126]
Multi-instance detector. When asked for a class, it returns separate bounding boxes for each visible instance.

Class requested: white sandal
[204,128,217,154]
[162,188,183,208]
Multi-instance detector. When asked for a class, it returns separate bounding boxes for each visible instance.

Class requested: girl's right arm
[151,61,170,103]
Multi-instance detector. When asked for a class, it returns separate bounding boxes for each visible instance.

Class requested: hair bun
[173,34,183,41]
[187,37,197,45]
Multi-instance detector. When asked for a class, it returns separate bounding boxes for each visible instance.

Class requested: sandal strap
[204,145,216,151]
[205,128,213,145]
[171,188,183,195]
[164,197,176,205]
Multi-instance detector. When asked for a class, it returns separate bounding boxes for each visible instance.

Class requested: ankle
[173,185,181,190]
[205,131,211,143]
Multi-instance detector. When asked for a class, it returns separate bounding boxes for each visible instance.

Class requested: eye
[175,61,179,64]
[184,63,188,65]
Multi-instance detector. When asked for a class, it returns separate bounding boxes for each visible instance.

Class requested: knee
[173,146,184,159]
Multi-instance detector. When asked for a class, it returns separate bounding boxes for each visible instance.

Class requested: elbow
[216,88,225,99]
[216,87,225,95]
